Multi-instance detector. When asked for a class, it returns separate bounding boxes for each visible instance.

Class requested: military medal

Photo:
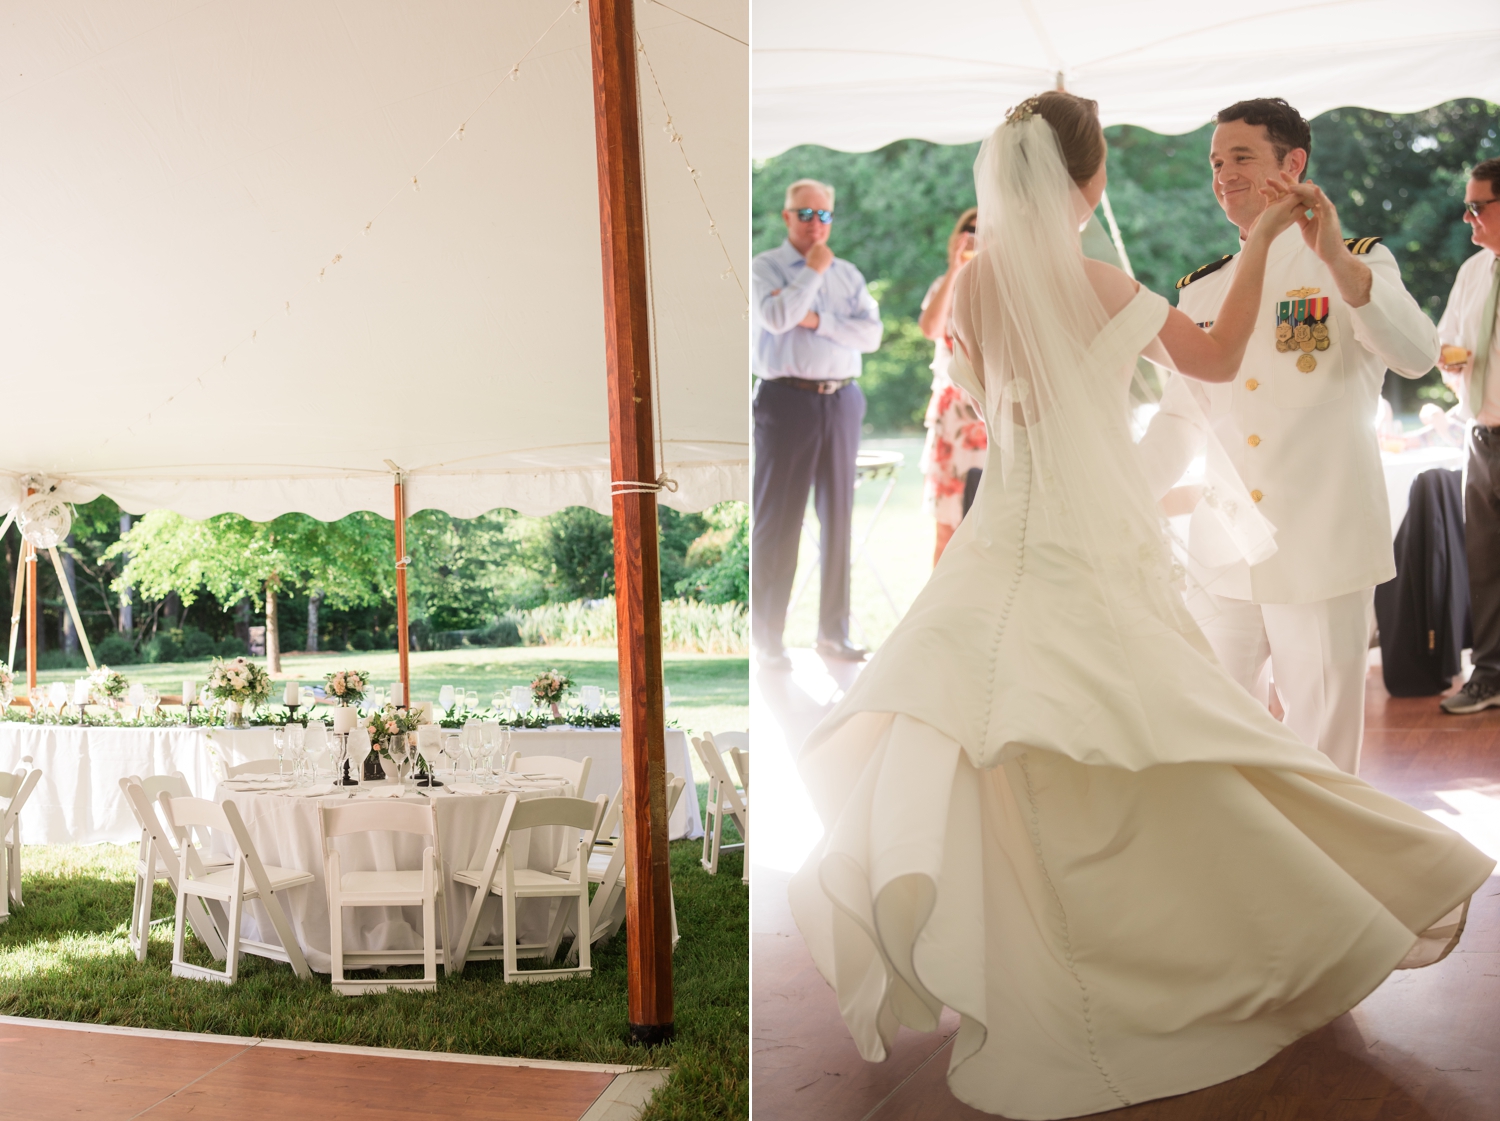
[1275,295,1331,371]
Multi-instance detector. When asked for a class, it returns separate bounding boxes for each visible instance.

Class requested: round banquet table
[210,776,569,975]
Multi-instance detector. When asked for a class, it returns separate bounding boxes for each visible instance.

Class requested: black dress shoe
[755,647,793,671]
[816,640,869,662]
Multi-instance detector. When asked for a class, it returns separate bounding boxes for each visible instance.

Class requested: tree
[110,512,392,672]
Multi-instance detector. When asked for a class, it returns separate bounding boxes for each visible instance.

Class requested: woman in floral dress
[918,207,988,564]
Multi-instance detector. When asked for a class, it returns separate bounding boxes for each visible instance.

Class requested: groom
[1141,98,1438,774]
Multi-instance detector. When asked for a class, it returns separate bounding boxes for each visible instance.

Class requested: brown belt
[777,376,853,395]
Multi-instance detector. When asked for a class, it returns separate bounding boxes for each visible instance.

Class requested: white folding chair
[157,793,314,984]
[449,794,607,981]
[586,774,687,949]
[319,799,449,995]
[506,753,592,801]
[714,730,750,792]
[226,758,282,778]
[119,775,230,960]
[0,765,42,923]
[555,783,622,879]
[694,733,748,879]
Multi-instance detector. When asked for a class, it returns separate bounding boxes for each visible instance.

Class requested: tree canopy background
[753,99,1500,432]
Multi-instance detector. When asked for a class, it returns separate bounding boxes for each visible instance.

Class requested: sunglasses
[792,208,833,224]
[1463,198,1497,218]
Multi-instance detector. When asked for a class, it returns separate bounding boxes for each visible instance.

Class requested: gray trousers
[751,378,865,651]
[1467,424,1500,682]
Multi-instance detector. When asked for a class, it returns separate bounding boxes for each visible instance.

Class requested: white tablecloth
[0,722,702,844]
[0,724,222,844]
[1383,446,1465,535]
[213,781,567,974]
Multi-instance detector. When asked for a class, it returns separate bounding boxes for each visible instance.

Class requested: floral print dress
[920,277,988,527]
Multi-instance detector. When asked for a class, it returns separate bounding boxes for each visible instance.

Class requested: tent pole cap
[629,1022,675,1046]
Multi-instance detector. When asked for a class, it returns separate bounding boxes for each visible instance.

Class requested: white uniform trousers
[1193,587,1375,775]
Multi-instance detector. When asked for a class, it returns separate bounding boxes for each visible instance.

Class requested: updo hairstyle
[1009,90,1106,186]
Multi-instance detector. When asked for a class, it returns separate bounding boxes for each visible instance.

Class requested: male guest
[1141,99,1439,773]
[752,178,883,670]
[1436,157,1500,714]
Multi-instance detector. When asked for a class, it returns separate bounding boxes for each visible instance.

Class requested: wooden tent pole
[393,473,411,706]
[589,0,674,1043]
[25,551,37,696]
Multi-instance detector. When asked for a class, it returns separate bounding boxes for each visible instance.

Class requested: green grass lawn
[785,435,934,651]
[0,840,746,1120]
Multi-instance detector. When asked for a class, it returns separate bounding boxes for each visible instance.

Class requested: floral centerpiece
[206,656,272,726]
[0,661,12,706]
[363,704,421,780]
[87,665,130,706]
[323,669,368,706]
[531,669,574,722]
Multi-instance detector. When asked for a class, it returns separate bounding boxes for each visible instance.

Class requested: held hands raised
[1245,172,1315,245]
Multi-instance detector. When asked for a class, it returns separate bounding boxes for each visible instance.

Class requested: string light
[635,35,747,302]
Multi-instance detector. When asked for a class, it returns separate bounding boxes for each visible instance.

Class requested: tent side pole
[589,0,674,1043]
[25,541,37,696]
[8,542,25,671]
[393,475,410,705]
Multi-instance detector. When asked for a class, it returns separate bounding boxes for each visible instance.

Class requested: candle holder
[185,701,197,726]
[337,732,359,786]
[286,702,301,724]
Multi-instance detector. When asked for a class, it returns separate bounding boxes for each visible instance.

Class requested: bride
[788,91,1494,1120]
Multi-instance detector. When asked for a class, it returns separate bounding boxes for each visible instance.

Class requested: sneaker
[1440,677,1500,715]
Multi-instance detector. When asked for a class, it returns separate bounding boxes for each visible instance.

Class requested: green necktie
[1471,255,1500,413]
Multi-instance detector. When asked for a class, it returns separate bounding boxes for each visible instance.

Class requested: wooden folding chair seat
[586,774,686,949]
[0,765,42,923]
[505,752,592,800]
[449,794,607,981]
[693,733,748,879]
[319,800,449,995]
[118,775,229,961]
[157,793,313,984]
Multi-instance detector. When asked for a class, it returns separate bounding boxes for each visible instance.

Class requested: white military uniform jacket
[1142,225,1439,605]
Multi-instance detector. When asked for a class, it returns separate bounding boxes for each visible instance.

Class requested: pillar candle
[183,680,196,705]
[390,681,405,707]
[283,680,299,706]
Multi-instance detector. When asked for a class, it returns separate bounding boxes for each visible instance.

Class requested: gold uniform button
[1251,489,1264,503]
[1247,434,1261,447]
[1245,378,1259,391]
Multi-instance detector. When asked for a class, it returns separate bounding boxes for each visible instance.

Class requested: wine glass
[351,728,372,785]
[438,684,456,714]
[498,725,513,776]
[288,733,309,786]
[477,724,498,788]
[510,685,530,714]
[465,689,479,710]
[389,733,411,790]
[272,726,287,779]
[579,685,601,713]
[441,731,462,784]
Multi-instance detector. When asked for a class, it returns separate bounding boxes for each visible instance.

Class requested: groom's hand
[1297,179,1373,308]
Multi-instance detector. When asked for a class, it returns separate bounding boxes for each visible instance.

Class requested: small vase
[550,701,563,723]
[225,700,244,728]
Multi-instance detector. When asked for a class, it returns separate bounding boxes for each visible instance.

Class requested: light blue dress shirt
[753,240,883,380]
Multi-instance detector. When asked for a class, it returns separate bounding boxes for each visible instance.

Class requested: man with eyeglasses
[1436,158,1500,714]
[752,177,883,670]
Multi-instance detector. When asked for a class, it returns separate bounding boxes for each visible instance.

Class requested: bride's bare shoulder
[1081,257,1140,318]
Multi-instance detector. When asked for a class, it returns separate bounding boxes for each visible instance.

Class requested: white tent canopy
[753,0,1500,157]
[2,0,748,521]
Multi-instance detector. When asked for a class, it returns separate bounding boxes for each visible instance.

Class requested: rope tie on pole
[610,474,679,496]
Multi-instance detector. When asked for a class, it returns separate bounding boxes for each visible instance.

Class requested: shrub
[182,627,216,657]
[94,634,137,665]
[513,597,746,653]
[144,632,182,664]
[216,635,248,658]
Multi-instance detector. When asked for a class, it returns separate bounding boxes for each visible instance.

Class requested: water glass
[388,733,410,790]
[439,684,456,714]
[465,689,479,710]
[331,734,349,790]
[579,685,601,712]
[272,726,286,778]
[510,685,530,714]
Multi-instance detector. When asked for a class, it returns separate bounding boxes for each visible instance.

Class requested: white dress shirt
[1437,248,1500,425]
[753,240,883,380]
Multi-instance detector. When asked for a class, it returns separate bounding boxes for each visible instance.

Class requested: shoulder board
[1175,255,1233,290]
[1343,236,1383,255]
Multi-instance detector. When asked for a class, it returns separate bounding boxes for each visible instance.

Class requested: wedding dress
[788,115,1494,1120]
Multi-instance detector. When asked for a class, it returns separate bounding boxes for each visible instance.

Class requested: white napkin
[447,782,488,796]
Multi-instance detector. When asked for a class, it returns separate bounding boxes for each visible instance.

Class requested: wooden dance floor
[752,655,1500,1120]
[0,1017,665,1121]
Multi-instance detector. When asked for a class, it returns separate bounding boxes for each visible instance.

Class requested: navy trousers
[751,378,865,652]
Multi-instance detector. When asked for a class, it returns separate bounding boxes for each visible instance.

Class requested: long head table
[0,723,703,845]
